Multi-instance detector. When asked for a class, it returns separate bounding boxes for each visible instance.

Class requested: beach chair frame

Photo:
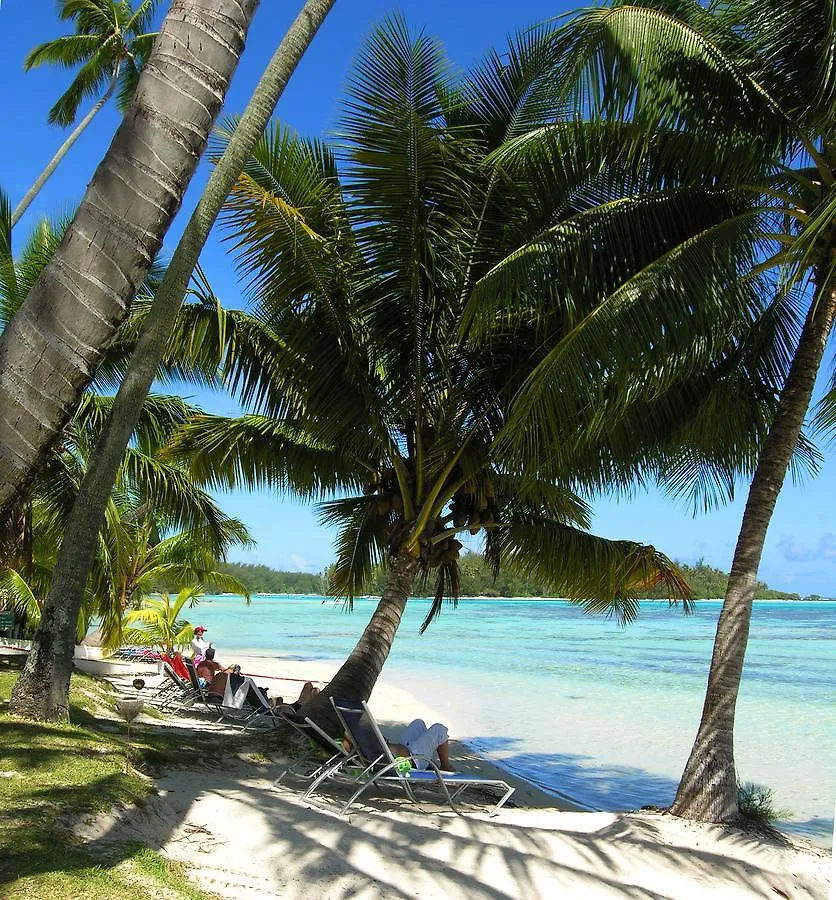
[331,698,515,816]
[147,661,200,712]
[183,658,228,720]
[182,660,280,729]
[223,675,282,730]
[273,710,364,798]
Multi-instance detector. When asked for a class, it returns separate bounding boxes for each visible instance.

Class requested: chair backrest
[331,698,392,767]
[282,711,350,758]
[226,674,272,711]
[162,661,190,690]
[183,657,202,692]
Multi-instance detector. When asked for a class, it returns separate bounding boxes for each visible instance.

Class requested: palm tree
[0,0,260,512]
[171,18,780,714]
[0,389,252,620]
[12,0,336,723]
[12,0,160,227]
[501,0,835,822]
[120,588,204,656]
[0,194,251,718]
[0,391,251,640]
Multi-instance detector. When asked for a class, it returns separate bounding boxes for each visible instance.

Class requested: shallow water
[194,595,835,846]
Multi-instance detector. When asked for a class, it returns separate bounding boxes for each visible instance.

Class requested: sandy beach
[84,655,832,900]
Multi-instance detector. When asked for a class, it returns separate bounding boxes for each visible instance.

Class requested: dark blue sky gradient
[1,0,833,594]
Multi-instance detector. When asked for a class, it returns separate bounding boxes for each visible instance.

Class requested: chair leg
[302,756,354,801]
[487,784,515,816]
[339,777,377,815]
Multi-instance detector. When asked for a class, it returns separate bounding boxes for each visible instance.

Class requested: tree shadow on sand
[465,734,680,812]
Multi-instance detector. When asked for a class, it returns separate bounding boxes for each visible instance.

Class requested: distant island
[206,555,821,600]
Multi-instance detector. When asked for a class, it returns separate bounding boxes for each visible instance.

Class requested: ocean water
[194,595,835,846]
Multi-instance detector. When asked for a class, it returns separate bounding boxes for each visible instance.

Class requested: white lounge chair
[331,698,515,816]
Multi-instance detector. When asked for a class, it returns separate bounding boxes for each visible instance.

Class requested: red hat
[194,625,207,633]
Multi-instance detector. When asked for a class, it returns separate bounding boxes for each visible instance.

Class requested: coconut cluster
[364,467,499,566]
[449,481,497,535]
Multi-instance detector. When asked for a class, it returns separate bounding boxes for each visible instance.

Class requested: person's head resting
[204,647,216,661]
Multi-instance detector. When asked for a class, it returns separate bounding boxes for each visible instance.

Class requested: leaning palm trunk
[308,552,420,727]
[671,271,836,822]
[0,0,259,516]
[11,67,120,228]
[9,0,336,723]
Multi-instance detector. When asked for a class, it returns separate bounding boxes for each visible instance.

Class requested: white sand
[90,656,832,899]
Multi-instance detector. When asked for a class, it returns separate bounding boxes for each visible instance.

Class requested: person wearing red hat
[191,625,210,664]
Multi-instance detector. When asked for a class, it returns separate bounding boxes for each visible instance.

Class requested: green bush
[737,781,791,824]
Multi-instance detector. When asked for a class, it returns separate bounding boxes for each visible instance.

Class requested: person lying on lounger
[274,681,320,712]
[343,716,452,771]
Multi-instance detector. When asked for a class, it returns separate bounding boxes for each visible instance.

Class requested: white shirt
[191,635,209,659]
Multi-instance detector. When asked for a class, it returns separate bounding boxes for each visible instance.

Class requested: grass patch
[0,670,219,898]
[738,780,792,825]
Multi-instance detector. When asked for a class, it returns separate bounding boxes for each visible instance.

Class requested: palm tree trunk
[306,551,421,729]
[8,0,336,722]
[671,270,836,822]
[7,580,80,721]
[0,0,259,517]
[11,69,119,228]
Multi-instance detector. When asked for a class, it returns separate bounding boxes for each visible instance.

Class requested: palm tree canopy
[172,16,798,628]
[25,0,159,126]
[521,0,836,434]
[545,0,835,825]
[120,587,202,653]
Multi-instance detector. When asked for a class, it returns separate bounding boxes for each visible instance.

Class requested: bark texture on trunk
[0,0,259,515]
[8,577,78,721]
[671,275,835,822]
[306,551,420,730]
[11,68,120,228]
[8,0,337,725]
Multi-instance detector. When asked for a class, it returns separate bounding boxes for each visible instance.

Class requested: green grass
[0,670,219,899]
[737,780,792,825]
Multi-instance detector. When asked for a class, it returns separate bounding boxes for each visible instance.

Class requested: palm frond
[0,568,41,624]
[319,495,389,604]
[497,515,693,624]
[168,413,364,499]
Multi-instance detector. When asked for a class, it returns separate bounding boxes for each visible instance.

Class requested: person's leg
[400,718,428,747]
[296,681,319,705]
[404,722,450,770]
[436,738,451,771]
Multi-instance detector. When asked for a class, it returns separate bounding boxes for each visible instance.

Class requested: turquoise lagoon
[194,595,835,846]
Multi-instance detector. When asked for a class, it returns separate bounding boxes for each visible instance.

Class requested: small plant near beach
[737,781,791,825]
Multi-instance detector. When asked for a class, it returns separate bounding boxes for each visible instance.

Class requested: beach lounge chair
[146,661,200,712]
[183,658,227,719]
[220,674,281,729]
[182,660,279,729]
[274,709,363,798]
[331,698,515,816]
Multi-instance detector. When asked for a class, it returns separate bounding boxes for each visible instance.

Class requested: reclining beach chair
[274,709,363,798]
[220,674,281,729]
[331,698,515,816]
[145,661,200,712]
[183,658,227,720]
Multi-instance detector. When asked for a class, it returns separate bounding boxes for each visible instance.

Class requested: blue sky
[1,0,834,596]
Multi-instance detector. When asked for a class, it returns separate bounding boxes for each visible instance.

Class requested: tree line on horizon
[207,555,809,600]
